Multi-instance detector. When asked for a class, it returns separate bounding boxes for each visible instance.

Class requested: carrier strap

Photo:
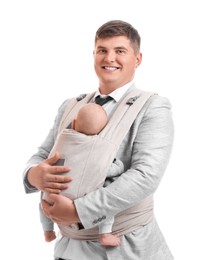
[99,88,155,144]
[58,92,95,134]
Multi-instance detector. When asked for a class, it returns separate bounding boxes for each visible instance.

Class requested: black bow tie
[95,95,113,106]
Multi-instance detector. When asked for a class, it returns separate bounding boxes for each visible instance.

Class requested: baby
[40,103,123,246]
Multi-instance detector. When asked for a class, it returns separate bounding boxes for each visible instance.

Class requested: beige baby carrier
[49,88,156,240]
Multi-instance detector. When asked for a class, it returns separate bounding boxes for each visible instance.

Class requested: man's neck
[99,80,134,95]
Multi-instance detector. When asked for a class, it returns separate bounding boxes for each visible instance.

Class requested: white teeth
[104,66,117,71]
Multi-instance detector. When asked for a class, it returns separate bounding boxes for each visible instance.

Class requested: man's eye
[117,50,125,54]
[99,49,106,53]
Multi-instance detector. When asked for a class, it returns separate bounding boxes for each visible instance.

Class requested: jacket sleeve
[22,99,69,193]
[75,95,174,229]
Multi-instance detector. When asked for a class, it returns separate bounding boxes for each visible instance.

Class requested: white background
[0,0,199,259]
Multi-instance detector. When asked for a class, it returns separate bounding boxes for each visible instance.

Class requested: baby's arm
[39,196,56,242]
[106,159,124,178]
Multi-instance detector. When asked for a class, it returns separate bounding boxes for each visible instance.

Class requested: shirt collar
[94,80,135,102]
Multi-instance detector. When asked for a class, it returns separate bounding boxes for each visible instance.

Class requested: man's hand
[41,193,80,226]
[27,152,72,193]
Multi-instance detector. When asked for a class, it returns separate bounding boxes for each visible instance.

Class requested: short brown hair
[95,20,141,53]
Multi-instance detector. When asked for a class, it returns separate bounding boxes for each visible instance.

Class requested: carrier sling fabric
[48,88,156,240]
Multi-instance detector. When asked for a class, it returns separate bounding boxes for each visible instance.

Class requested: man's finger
[41,199,51,217]
[45,152,60,165]
[50,176,72,185]
[48,193,59,203]
[49,165,71,175]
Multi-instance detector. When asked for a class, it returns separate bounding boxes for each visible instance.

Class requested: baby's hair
[75,103,108,135]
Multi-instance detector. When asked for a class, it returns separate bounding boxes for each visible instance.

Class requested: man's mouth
[102,66,120,71]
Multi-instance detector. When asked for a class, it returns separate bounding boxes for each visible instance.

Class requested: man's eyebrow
[96,45,128,50]
[114,46,128,50]
[96,45,106,49]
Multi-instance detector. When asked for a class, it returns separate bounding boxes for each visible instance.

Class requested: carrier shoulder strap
[99,88,156,145]
[58,92,95,133]
[58,88,156,147]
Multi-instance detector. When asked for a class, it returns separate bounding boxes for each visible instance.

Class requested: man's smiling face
[93,36,142,94]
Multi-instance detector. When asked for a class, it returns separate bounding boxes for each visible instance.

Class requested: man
[23,20,174,259]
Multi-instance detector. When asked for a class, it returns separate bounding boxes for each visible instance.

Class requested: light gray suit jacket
[23,92,174,260]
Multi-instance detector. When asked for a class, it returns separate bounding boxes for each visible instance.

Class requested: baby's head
[73,103,108,135]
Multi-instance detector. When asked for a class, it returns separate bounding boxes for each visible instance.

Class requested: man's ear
[136,52,142,68]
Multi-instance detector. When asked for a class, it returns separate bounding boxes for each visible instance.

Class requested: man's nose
[104,51,116,62]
